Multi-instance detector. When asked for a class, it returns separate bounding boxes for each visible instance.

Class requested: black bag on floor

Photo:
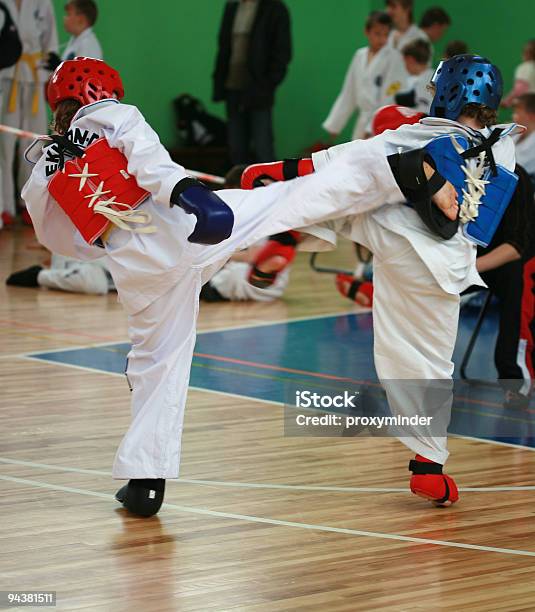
[174,94,226,147]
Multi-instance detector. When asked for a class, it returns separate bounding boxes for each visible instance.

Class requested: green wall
[52,0,533,158]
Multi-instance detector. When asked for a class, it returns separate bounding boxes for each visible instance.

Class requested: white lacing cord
[450,136,489,224]
[68,169,156,235]
[93,197,156,234]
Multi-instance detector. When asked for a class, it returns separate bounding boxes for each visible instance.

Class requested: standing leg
[347,215,459,505]
[226,91,251,165]
[0,78,21,218]
[113,269,202,515]
[482,261,531,400]
[250,106,275,162]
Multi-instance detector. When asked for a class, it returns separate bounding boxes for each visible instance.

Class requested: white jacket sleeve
[88,103,189,207]
[322,51,360,135]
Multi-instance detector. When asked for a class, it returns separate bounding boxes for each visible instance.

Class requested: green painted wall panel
[52,1,534,156]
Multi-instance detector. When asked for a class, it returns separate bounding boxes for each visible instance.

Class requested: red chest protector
[47,137,151,245]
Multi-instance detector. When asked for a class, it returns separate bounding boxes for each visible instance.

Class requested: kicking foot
[424,161,459,221]
[335,273,373,307]
[115,479,165,517]
[409,455,459,507]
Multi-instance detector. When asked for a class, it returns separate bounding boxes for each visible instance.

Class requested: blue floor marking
[28,308,535,448]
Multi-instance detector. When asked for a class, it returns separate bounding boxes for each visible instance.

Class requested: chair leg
[460,291,494,382]
[309,252,353,276]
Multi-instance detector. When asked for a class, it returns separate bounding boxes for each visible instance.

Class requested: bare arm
[476,243,521,273]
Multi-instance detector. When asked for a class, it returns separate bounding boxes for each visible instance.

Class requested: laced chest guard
[47,137,154,245]
[424,131,518,247]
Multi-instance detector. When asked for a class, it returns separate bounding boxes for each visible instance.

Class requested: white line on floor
[0,456,533,493]
[1,472,534,558]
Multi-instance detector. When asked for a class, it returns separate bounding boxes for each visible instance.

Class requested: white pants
[107,138,456,478]
[112,219,457,478]
[38,254,111,295]
[1,79,48,215]
[113,274,201,479]
[346,214,459,464]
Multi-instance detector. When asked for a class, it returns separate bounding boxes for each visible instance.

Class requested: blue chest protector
[424,132,518,247]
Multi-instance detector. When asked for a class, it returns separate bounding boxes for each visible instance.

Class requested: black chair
[460,290,497,384]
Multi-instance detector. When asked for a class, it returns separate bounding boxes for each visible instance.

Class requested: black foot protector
[115,478,165,517]
[6,265,43,287]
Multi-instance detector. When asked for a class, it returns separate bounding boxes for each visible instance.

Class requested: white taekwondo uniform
[323,45,406,140]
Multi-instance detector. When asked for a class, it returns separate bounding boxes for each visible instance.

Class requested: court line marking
[21,351,535,425]
[6,309,360,359]
[1,456,534,493]
[1,472,534,558]
[14,355,535,453]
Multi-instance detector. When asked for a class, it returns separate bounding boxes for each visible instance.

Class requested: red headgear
[46,57,124,111]
[372,105,426,136]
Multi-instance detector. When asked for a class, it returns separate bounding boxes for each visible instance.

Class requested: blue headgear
[430,54,503,120]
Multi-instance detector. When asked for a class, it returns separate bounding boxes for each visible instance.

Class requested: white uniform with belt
[22,99,406,479]
[0,0,57,215]
[323,45,406,140]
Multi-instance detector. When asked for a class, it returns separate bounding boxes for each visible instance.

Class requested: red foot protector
[409,455,459,507]
[48,138,150,245]
[241,158,314,189]
[249,230,301,288]
[335,273,373,306]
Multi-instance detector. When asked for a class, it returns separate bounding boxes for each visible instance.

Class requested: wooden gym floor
[1,224,535,612]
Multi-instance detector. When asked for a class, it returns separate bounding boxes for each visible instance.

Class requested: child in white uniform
[0,0,57,219]
[323,11,405,141]
[245,54,520,511]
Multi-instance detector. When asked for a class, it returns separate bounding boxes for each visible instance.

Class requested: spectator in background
[443,40,468,60]
[0,0,21,230]
[503,40,535,107]
[474,165,535,408]
[0,0,57,226]
[395,39,434,112]
[385,0,426,51]
[512,93,535,186]
[322,11,405,140]
[45,0,102,69]
[212,0,291,165]
[419,7,450,44]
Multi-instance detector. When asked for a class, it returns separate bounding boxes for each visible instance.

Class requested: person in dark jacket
[475,164,535,407]
[212,0,291,165]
